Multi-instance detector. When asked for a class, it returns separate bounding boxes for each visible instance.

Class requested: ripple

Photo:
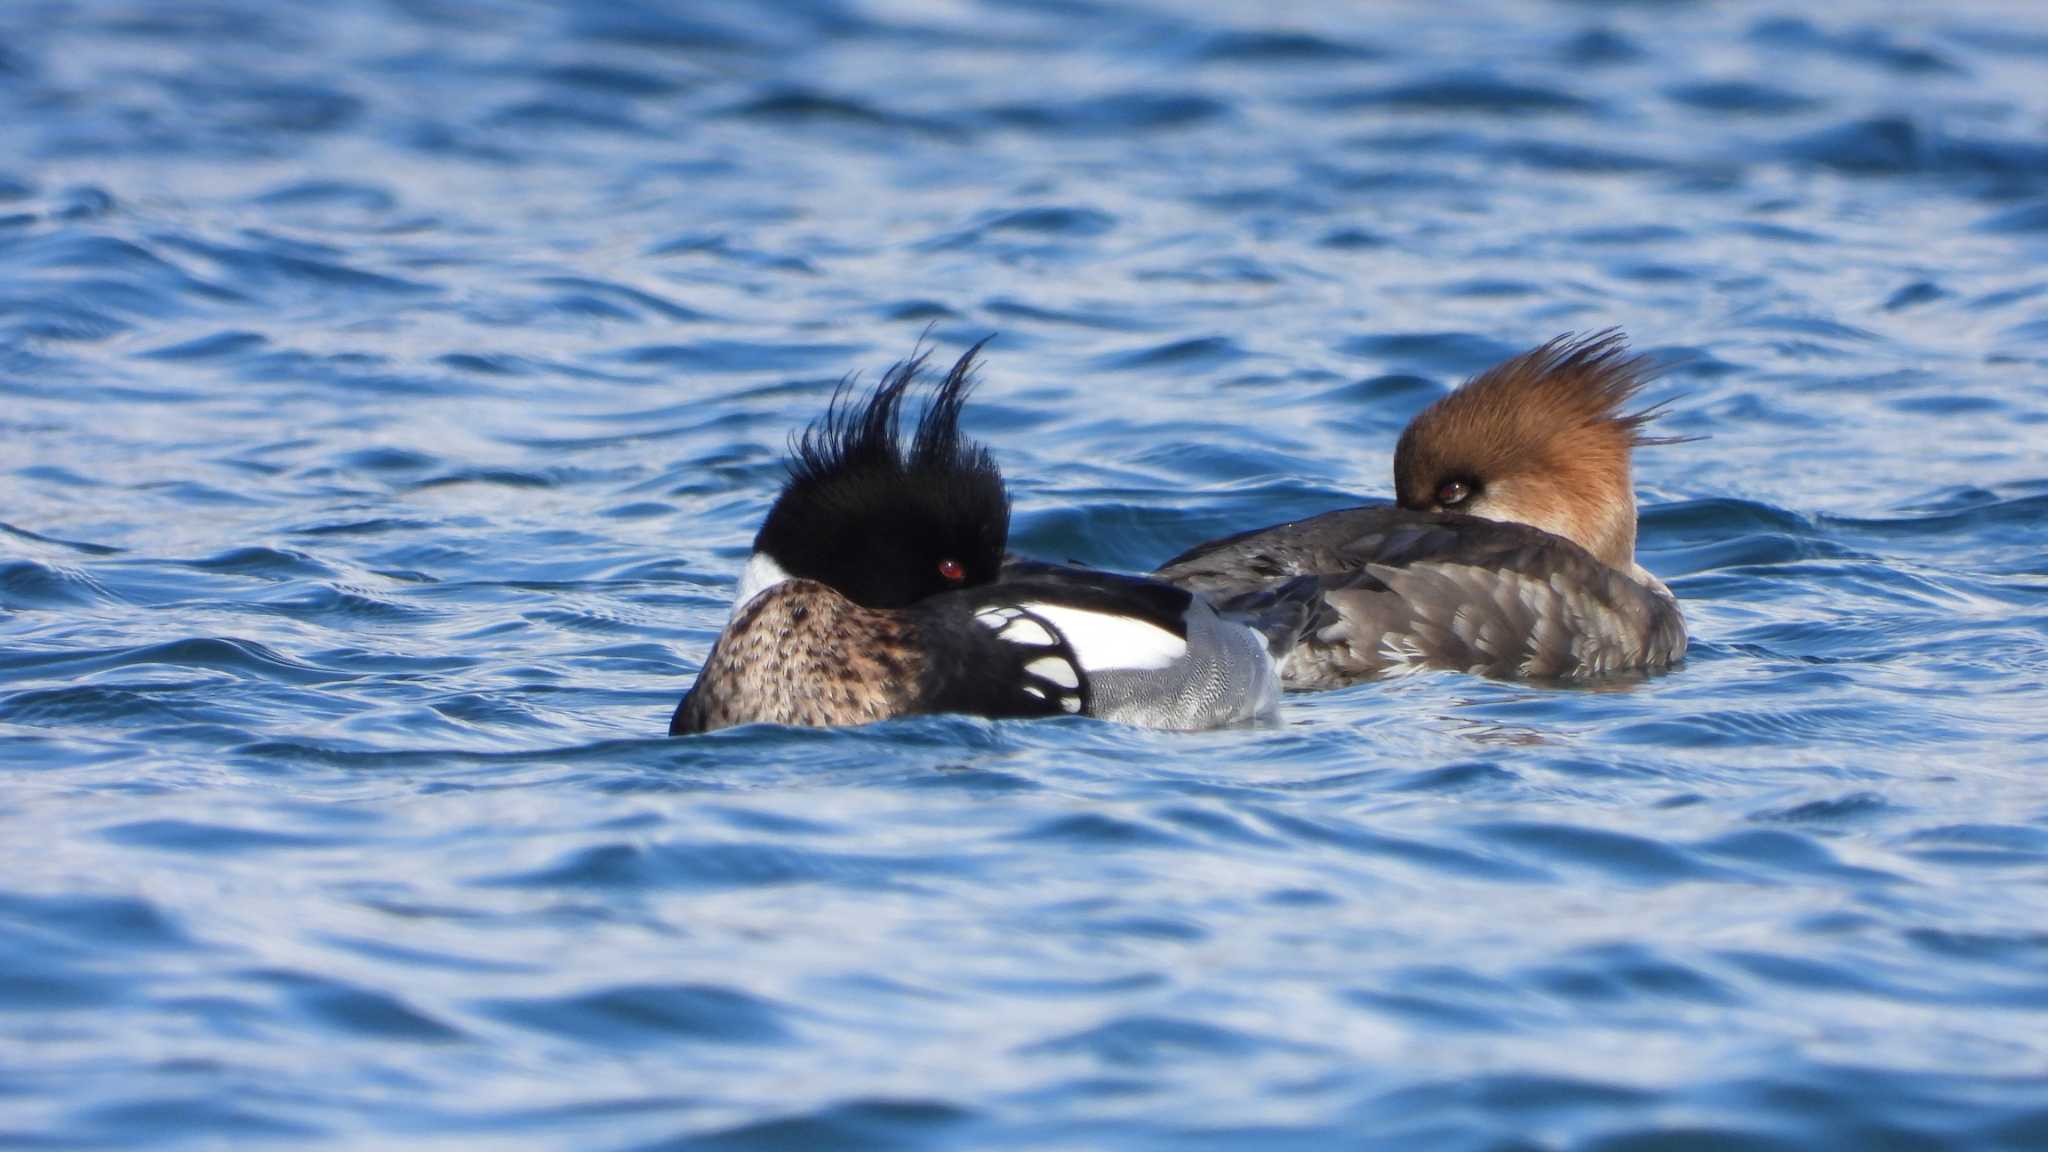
[0,636,350,685]
[72,1098,319,1143]
[1318,73,1590,114]
[183,547,335,579]
[1977,201,2048,234]
[0,295,124,341]
[1193,29,1381,64]
[5,889,179,938]
[631,1098,969,1152]
[1716,949,1909,1001]
[1902,824,2048,868]
[1091,336,1244,372]
[1697,830,1902,883]
[1780,116,2048,180]
[1583,1127,1803,1152]
[725,87,958,138]
[488,98,648,136]
[1749,791,1894,826]
[541,63,688,98]
[251,179,396,213]
[139,330,268,361]
[1024,1014,1310,1067]
[1388,760,1521,794]
[646,233,817,275]
[319,934,540,974]
[922,207,1120,254]
[0,560,116,607]
[1641,497,1817,537]
[530,275,709,322]
[1561,28,1645,66]
[482,983,791,1047]
[614,340,859,373]
[984,296,1159,332]
[1336,331,1522,375]
[1884,280,1946,311]
[1317,226,1389,250]
[479,840,956,891]
[247,968,465,1042]
[1828,493,2048,543]
[1476,823,1739,886]
[979,91,1228,135]
[1009,812,1184,849]
[102,819,346,854]
[1343,983,1520,1034]
[1260,810,1548,882]
[254,585,432,624]
[1522,943,1738,1007]
[1666,80,1821,115]
[1750,16,1965,76]
[978,206,1116,237]
[156,235,432,297]
[0,967,115,1012]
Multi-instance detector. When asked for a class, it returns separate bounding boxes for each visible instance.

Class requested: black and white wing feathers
[922,561,1279,730]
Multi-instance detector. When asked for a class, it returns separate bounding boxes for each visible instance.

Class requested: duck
[671,343,1298,734]
[1155,330,1688,687]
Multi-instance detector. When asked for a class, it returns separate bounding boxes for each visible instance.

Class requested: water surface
[4,1,2048,1148]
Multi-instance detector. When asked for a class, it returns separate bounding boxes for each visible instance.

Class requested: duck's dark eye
[937,558,965,583]
[1436,479,1473,507]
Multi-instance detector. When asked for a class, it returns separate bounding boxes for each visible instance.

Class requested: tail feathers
[1210,574,1342,663]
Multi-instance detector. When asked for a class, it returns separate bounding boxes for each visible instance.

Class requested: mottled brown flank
[673,580,924,734]
[1393,331,1661,570]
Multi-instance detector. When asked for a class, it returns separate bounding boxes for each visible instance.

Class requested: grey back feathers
[1160,506,1685,688]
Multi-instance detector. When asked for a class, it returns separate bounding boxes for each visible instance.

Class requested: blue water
[4,1,2048,1148]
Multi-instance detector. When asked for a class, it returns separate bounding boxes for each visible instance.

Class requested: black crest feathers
[755,338,1012,608]
[789,337,998,492]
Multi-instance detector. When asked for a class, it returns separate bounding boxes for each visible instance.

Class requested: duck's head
[1392,330,1681,570]
[741,341,1010,612]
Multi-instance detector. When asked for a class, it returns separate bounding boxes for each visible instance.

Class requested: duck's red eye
[938,558,965,583]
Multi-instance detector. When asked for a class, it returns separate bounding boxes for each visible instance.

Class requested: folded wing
[1158,506,1685,688]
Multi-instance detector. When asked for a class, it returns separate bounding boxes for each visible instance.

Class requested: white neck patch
[731,552,791,618]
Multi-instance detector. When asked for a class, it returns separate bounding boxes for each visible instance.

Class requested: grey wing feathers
[1328,562,1661,681]
[1157,506,1685,688]
[1081,594,1282,729]
[1201,574,1342,658]
[1162,506,1532,585]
